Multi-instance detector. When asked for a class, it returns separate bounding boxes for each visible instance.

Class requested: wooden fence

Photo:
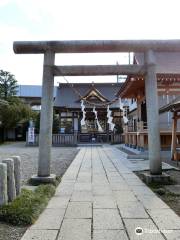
[52,134,77,146]
[26,133,124,146]
[111,133,124,144]
[26,133,77,146]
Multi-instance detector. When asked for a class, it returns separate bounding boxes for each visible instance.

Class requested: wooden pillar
[145,50,162,175]
[137,98,142,121]
[171,112,177,160]
[124,125,128,145]
[139,134,145,149]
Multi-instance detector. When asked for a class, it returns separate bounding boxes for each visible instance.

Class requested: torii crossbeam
[13,39,180,182]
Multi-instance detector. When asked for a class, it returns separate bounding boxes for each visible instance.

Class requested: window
[60,118,73,133]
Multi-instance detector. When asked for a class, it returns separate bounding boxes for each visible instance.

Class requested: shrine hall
[118,52,180,151]
[54,82,124,143]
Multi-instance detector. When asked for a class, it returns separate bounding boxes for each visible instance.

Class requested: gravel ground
[0,142,79,240]
[0,142,79,185]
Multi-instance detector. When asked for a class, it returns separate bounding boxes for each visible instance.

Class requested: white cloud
[0,0,12,7]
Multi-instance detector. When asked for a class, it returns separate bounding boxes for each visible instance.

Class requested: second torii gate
[13,39,180,182]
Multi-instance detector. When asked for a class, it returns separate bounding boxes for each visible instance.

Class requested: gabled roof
[54,83,122,109]
[77,85,110,103]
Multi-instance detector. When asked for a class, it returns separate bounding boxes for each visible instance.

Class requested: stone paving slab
[124,218,165,240]
[46,196,70,209]
[20,146,180,240]
[57,219,91,240]
[55,185,74,196]
[93,185,112,196]
[131,185,157,196]
[30,208,65,230]
[93,196,116,209]
[163,230,180,240]
[93,209,124,230]
[21,230,58,240]
[65,202,92,218]
[109,182,131,191]
[71,191,93,202]
[119,205,149,219]
[147,208,180,230]
[74,182,92,191]
[93,230,129,240]
[116,200,143,208]
[113,190,138,202]
[137,195,170,209]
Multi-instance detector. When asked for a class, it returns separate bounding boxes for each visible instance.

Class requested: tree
[0,70,18,100]
[0,97,33,129]
[35,112,60,134]
[0,70,34,142]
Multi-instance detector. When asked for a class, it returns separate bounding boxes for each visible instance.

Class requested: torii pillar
[144,50,162,176]
[31,50,56,183]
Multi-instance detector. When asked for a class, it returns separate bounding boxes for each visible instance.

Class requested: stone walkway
[22,146,180,240]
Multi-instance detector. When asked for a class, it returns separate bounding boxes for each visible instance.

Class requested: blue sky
[1,0,180,85]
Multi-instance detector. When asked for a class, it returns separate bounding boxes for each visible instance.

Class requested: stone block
[2,158,16,202]
[30,174,56,184]
[11,156,21,195]
[0,163,8,206]
[142,172,171,184]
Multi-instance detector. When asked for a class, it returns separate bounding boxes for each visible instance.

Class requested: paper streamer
[119,98,128,124]
[93,106,103,132]
[80,100,86,126]
[107,105,115,131]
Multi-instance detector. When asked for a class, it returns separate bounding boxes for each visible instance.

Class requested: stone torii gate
[13,40,180,182]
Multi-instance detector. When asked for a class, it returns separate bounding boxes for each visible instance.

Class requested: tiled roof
[54,83,122,108]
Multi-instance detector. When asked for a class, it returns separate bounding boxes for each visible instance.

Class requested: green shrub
[0,184,55,226]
